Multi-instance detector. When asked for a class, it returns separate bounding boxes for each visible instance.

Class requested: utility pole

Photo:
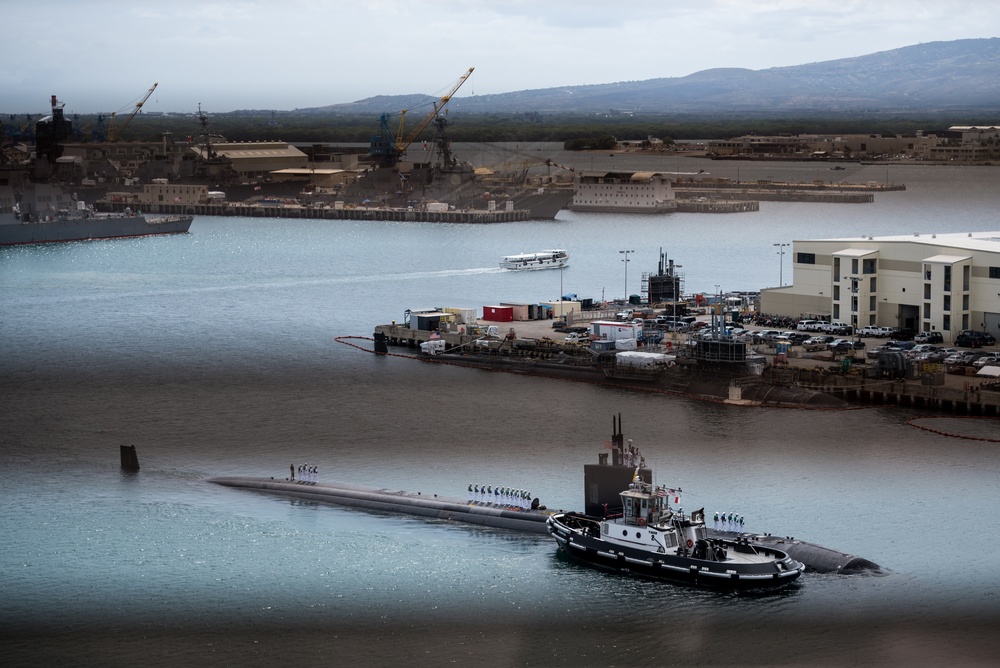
[620,249,634,302]
[773,243,789,286]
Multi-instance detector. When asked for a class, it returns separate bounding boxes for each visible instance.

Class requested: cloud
[1,0,998,113]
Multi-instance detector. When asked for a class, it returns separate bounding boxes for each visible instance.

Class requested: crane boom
[108,83,157,141]
[396,67,474,157]
[369,68,474,168]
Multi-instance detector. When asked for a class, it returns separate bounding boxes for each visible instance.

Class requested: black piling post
[120,444,140,472]
[373,331,388,354]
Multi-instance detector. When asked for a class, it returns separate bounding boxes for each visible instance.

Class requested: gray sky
[4,0,998,114]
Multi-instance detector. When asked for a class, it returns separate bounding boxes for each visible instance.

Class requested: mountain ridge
[304,38,1000,115]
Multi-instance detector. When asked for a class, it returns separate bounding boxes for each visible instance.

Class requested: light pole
[672,265,682,342]
[773,243,789,286]
[620,249,634,302]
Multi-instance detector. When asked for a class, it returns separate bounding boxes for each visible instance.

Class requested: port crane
[370,67,474,168]
[108,83,157,141]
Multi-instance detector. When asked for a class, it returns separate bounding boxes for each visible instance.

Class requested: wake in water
[3,266,507,306]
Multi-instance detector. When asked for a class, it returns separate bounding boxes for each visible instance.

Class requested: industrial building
[761,232,1000,342]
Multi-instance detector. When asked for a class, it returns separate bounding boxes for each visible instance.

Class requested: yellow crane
[370,68,474,168]
[395,67,474,159]
[108,83,157,141]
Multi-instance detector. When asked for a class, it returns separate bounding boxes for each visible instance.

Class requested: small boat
[499,249,569,271]
[545,419,805,591]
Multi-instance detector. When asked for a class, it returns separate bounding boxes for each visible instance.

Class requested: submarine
[208,473,879,575]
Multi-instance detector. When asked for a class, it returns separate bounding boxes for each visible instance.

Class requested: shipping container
[482,305,514,322]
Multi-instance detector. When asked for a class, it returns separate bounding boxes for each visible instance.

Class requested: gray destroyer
[0,183,192,246]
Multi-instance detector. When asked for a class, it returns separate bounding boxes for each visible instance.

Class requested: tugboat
[545,416,805,591]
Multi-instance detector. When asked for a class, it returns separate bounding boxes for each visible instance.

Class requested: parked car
[956,333,985,348]
[796,319,823,331]
[783,332,810,344]
[858,325,891,338]
[822,321,853,335]
[973,355,1000,368]
[867,345,888,359]
[828,338,863,352]
[957,330,996,346]
[891,328,917,341]
[914,331,944,344]
[804,335,835,346]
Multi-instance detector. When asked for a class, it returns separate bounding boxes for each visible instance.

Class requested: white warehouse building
[761,232,1000,343]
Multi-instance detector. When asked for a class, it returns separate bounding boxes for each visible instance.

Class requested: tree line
[24,110,995,147]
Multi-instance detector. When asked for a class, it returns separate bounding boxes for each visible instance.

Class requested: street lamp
[672,265,682,341]
[773,243,789,286]
[620,249,634,302]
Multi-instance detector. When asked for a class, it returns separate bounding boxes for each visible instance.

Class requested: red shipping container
[482,305,514,322]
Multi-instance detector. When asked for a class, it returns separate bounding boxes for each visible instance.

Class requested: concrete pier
[96,202,531,223]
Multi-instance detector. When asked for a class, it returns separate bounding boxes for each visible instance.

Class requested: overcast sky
[4,0,999,115]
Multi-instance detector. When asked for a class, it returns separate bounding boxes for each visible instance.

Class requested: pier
[96,202,532,223]
[674,199,760,213]
[675,188,875,204]
[796,370,1000,416]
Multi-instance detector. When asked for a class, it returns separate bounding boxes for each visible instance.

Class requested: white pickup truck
[858,326,893,338]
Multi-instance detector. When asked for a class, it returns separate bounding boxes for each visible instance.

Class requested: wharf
[675,189,874,204]
[95,202,531,223]
[373,319,1000,415]
[674,199,759,213]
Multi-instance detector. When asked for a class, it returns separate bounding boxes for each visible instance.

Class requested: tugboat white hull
[547,513,805,591]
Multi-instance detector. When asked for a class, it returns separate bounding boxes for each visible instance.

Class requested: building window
[852,259,859,274]
[833,285,840,300]
[963,294,969,310]
[797,253,815,264]
[870,295,876,311]
[943,315,951,330]
[833,258,840,282]
[923,303,931,319]
[870,277,877,292]
[989,267,1000,279]
[924,283,931,299]
[943,295,950,312]
[833,305,840,319]
[862,258,877,274]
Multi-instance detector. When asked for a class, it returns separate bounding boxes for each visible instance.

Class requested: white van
[797,320,822,331]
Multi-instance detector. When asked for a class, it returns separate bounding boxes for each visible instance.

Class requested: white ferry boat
[499,249,569,271]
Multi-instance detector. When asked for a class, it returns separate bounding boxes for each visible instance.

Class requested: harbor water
[2,159,999,665]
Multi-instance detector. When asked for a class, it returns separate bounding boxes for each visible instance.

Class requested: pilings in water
[120,445,140,471]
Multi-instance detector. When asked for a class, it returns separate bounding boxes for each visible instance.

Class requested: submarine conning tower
[583,413,651,517]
